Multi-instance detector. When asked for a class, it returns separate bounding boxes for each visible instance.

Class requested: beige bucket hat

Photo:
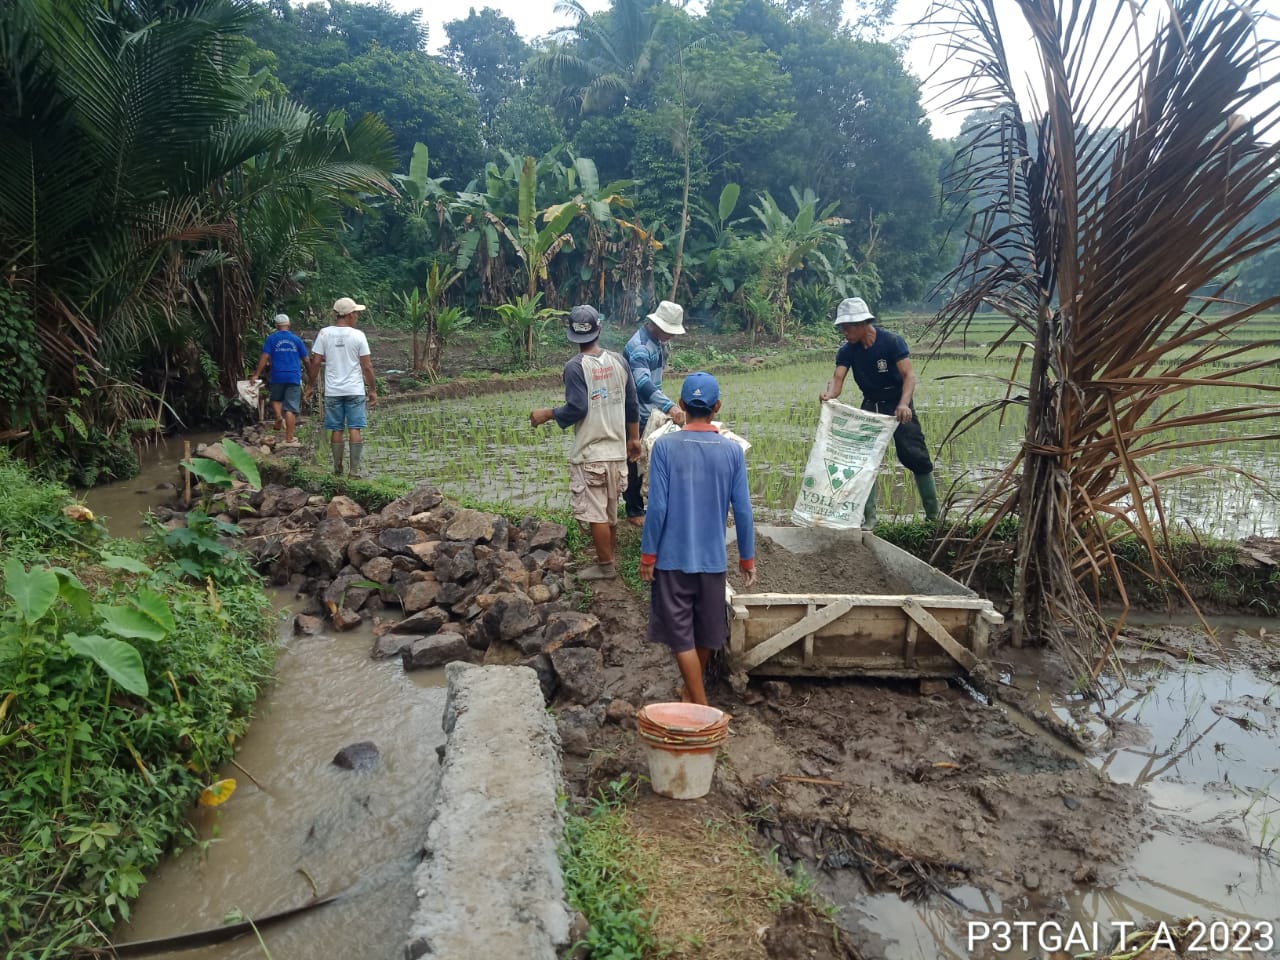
[646,300,686,335]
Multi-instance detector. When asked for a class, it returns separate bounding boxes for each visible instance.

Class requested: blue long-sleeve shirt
[623,325,674,425]
[641,424,755,572]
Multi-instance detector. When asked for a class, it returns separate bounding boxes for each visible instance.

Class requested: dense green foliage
[0,453,276,956]
[0,0,397,477]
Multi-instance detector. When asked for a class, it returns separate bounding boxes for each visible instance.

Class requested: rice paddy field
[339,313,1280,541]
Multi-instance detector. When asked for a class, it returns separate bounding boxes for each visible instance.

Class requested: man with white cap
[249,313,308,446]
[529,305,641,580]
[820,296,939,524]
[306,296,377,477]
[621,300,687,525]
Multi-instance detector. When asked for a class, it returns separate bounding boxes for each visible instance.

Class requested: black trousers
[863,399,934,475]
[624,458,645,517]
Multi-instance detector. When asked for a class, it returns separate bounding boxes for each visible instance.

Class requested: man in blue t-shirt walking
[819,297,939,525]
[249,313,308,445]
[640,372,755,706]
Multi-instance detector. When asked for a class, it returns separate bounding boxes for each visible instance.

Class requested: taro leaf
[65,633,148,697]
[99,554,153,574]
[50,567,93,619]
[129,589,176,635]
[94,604,168,643]
[3,559,59,624]
[221,439,262,490]
[182,458,234,487]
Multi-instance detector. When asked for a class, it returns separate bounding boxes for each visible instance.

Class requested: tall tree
[531,0,672,116]
[931,0,1280,676]
[442,8,529,142]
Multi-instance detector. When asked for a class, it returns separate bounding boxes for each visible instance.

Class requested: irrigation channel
[83,436,447,960]
[81,432,1279,959]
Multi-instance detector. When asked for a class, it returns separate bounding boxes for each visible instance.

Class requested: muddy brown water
[83,440,447,960]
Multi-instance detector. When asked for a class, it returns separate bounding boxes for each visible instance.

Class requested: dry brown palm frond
[928,0,1280,684]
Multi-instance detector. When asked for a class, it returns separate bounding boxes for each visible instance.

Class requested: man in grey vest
[530,305,641,579]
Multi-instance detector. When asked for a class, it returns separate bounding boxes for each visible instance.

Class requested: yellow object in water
[199,778,237,807]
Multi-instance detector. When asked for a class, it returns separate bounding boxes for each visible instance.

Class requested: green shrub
[0,459,274,956]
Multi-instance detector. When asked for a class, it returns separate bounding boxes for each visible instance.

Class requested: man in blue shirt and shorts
[249,313,308,445]
[640,372,755,706]
[819,296,939,525]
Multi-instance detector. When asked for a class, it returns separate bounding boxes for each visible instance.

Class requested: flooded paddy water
[322,357,1280,540]
[835,626,1280,959]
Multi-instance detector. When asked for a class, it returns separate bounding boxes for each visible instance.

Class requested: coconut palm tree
[928,0,1280,680]
[530,0,671,115]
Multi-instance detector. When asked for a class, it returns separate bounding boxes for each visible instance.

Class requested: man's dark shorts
[646,569,728,654]
[268,382,302,414]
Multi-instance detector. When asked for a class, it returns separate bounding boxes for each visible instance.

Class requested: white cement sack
[791,400,897,529]
[638,411,751,497]
[235,379,259,409]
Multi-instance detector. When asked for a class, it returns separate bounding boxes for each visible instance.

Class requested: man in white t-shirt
[306,297,378,477]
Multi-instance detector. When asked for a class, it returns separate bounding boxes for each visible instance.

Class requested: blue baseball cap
[680,372,720,411]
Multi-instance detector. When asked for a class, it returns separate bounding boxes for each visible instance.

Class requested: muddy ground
[558,526,1279,960]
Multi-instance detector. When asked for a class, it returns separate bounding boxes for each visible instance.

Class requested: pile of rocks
[173,476,608,706]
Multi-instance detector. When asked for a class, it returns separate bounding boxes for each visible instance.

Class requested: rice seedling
[304,314,1277,540]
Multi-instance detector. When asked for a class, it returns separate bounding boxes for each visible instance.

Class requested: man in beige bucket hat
[621,300,688,524]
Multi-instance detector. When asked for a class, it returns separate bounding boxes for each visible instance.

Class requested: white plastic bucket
[641,740,721,800]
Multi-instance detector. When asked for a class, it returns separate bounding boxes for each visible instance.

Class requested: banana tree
[485,156,578,361]
[542,155,637,303]
[748,188,850,342]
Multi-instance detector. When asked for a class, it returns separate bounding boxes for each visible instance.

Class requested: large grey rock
[346,534,384,569]
[388,607,450,635]
[383,483,445,523]
[325,495,366,521]
[402,633,473,670]
[480,592,542,648]
[435,545,477,583]
[332,740,379,772]
[402,579,442,613]
[310,518,353,576]
[361,556,394,584]
[378,526,428,555]
[445,508,501,543]
[404,664,569,959]
[527,521,567,551]
[541,612,603,652]
[548,647,606,705]
[372,633,417,660]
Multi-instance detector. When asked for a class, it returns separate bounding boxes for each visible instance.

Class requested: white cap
[333,296,366,316]
[273,313,290,326]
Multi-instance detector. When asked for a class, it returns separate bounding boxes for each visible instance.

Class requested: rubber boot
[915,471,939,521]
[861,487,877,529]
[349,441,364,478]
[330,441,344,475]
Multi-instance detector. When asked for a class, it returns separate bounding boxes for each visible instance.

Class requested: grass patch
[561,776,842,959]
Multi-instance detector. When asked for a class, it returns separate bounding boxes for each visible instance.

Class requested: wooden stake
[182,440,192,507]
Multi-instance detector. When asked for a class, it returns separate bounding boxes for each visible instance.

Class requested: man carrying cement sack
[640,372,755,706]
[530,305,641,580]
[819,297,939,524]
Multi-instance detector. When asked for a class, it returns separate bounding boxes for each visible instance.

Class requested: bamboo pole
[182,440,192,507]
